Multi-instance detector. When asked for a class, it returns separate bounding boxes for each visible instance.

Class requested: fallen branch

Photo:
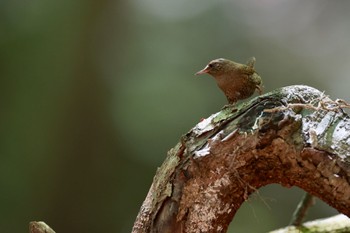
[132,85,350,233]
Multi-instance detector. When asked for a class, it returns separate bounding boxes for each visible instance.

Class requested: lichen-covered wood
[29,222,56,233]
[270,214,350,233]
[132,85,350,233]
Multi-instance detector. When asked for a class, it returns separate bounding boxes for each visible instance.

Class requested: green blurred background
[1,0,349,232]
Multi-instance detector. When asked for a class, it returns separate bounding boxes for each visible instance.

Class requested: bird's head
[195,58,233,77]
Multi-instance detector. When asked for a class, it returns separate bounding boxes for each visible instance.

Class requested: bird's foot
[221,103,237,112]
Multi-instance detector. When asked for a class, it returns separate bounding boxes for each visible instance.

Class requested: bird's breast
[214,73,257,101]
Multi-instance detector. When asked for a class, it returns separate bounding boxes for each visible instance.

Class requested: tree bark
[270,214,350,233]
[132,85,350,233]
[29,222,55,233]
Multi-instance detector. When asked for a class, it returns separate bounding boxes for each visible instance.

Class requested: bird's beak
[195,65,210,75]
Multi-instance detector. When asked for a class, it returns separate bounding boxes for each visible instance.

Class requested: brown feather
[196,58,263,104]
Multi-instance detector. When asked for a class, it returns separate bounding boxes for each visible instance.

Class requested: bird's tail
[246,57,256,68]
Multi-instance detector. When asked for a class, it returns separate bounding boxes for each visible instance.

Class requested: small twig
[264,94,350,114]
[289,192,315,226]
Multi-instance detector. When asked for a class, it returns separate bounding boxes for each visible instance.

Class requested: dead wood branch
[132,85,350,233]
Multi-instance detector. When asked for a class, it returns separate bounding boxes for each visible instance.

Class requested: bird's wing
[240,65,255,76]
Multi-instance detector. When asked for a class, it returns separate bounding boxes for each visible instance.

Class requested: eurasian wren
[196,57,263,105]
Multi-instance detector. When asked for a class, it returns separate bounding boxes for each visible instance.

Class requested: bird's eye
[208,63,214,68]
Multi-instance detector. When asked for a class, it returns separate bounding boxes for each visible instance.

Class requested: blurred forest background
[1,0,350,232]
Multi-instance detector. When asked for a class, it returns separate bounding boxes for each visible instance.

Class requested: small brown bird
[195,57,263,105]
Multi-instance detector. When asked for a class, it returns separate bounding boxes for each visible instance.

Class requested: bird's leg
[221,102,237,110]
[256,85,264,95]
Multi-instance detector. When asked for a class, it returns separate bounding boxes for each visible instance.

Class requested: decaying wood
[132,85,350,233]
[29,221,55,233]
[270,214,350,233]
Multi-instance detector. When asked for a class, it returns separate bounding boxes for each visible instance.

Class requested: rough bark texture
[29,222,56,233]
[132,85,350,233]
